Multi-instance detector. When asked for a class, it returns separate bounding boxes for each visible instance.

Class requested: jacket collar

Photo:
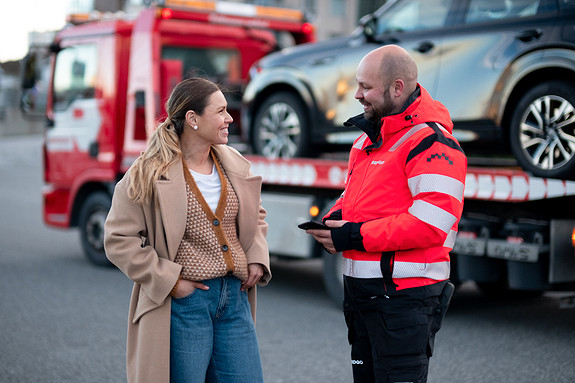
[344,114,379,143]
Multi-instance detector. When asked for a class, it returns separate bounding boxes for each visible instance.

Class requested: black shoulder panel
[406,122,465,165]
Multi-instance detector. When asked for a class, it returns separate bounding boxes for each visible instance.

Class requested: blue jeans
[170,276,264,383]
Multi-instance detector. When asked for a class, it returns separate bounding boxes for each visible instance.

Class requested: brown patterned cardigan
[174,152,249,282]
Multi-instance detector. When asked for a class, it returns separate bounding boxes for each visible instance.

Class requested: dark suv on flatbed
[242,0,575,179]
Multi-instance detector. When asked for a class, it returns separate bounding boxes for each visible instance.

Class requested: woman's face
[194,90,233,145]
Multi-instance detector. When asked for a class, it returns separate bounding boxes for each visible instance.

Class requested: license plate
[486,240,539,262]
[453,238,486,256]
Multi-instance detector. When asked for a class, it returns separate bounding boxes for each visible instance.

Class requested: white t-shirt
[189,164,221,213]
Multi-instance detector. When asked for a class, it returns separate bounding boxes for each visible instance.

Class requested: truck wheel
[510,81,575,180]
[78,192,112,266]
[323,250,344,306]
[251,92,310,158]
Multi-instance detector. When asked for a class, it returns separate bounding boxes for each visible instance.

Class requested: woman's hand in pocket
[172,279,209,299]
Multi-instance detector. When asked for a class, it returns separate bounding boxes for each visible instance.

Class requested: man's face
[355,59,395,123]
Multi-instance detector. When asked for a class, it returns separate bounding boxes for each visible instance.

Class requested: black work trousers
[344,282,446,383]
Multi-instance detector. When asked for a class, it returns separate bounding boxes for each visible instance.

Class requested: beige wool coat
[104,144,271,383]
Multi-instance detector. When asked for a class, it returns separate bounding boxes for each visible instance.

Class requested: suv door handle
[515,29,542,42]
[414,41,435,53]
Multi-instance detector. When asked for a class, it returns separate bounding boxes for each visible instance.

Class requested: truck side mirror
[49,42,62,54]
[19,53,44,118]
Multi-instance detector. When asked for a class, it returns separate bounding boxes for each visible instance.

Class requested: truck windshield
[53,44,97,111]
[162,46,241,88]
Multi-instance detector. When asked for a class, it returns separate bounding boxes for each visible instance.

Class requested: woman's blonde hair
[127,77,220,204]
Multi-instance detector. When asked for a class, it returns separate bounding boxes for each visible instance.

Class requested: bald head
[355,45,419,120]
[362,45,418,91]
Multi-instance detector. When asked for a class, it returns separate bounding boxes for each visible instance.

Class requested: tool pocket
[377,311,429,357]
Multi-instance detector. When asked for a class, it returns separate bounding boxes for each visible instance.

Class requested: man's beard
[365,89,394,124]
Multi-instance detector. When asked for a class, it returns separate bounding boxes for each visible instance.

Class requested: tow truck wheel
[251,92,311,158]
[323,250,344,306]
[510,81,575,180]
[78,192,112,266]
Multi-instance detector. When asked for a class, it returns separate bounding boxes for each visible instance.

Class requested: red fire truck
[38,1,575,304]
[40,0,314,265]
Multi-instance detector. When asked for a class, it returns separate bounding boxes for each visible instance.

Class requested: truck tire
[78,192,112,266]
[323,250,344,306]
[251,92,311,158]
[509,81,575,180]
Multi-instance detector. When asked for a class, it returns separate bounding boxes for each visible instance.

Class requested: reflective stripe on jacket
[326,85,467,292]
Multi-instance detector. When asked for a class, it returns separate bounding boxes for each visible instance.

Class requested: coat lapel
[213,145,262,249]
[155,160,187,261]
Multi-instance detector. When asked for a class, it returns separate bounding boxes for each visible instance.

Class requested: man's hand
[241,263,264,291]
[307,220,348,254]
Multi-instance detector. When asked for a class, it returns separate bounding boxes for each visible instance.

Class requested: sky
[0,0,71,62]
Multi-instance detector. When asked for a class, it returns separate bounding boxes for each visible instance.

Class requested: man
[306,45,467,382]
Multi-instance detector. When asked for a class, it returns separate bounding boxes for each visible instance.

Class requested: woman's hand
[171,279,209,299]
[241,263,264,292]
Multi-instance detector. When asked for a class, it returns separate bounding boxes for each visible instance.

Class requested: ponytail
[127,120,181,204]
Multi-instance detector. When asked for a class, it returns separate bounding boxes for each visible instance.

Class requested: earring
[193,125,198,130]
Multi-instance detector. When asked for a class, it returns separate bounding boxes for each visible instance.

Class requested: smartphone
[298,220,329,230]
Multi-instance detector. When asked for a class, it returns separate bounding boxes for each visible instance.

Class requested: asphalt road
[1,134,575,383]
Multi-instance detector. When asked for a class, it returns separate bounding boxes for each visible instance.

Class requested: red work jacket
[325,85,467,292]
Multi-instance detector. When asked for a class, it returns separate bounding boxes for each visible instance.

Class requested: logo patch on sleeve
[427,153,453,165]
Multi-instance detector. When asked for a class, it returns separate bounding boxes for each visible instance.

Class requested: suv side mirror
[359,14,378,43]
[20,53,46,118]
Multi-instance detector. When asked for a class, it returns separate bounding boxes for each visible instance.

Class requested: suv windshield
[375,0,451,34]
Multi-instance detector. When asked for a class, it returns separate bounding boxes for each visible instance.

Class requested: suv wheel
[510,81,575,179]
[79,192,112,266]
[251,92,310,158]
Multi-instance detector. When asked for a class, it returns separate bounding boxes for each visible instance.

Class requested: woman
[104,78,271,383]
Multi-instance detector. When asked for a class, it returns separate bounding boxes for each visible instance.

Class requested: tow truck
[32,0,314,265]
